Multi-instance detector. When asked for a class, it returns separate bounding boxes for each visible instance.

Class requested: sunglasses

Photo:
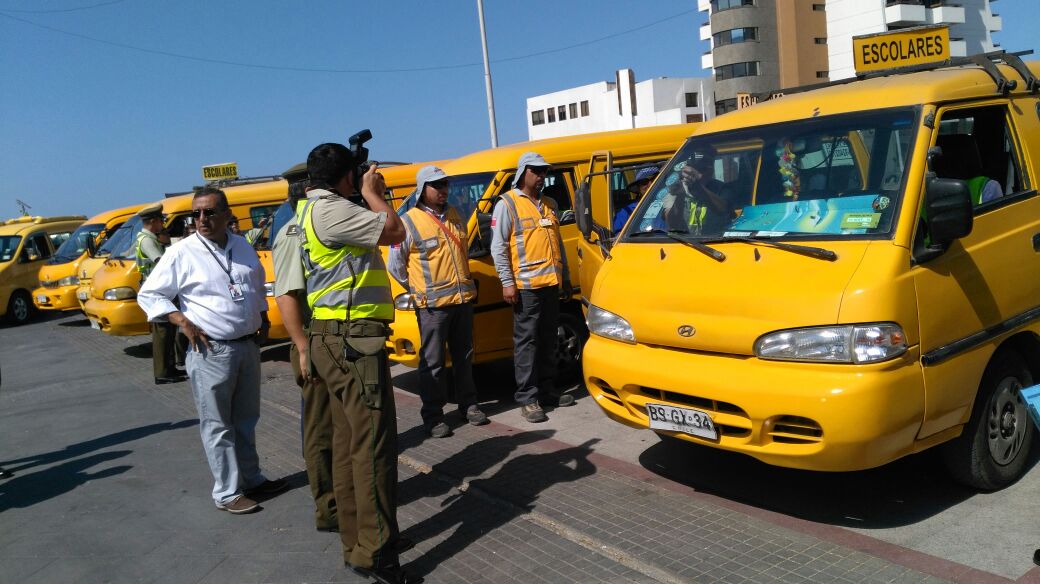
[428,180,449,190]
[528,166,550,176]
[191,207,221,219]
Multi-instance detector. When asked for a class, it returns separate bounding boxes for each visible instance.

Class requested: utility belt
[311,318,392,409]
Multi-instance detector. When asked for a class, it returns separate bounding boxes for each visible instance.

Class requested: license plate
[89,318,100,330]
[36,294,47,304]
[77,291,89,301]
[646,402,719,440]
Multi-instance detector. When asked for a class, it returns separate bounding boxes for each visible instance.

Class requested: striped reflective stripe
[401,214,435,292]
[501,194,532,289]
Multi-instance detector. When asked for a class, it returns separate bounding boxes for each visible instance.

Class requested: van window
[49,231,72,251]
[102,217,139,258]
[398,172,496,223]
[934,105,1027,210]
[50,222,104,263]
[0,236,21,263]
[625,108,917,241]
[25,233,53,261]
[249,205,280,230]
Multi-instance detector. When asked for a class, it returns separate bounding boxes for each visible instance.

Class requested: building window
[814,37,827,45]
[569,103,578,118]
[685,92,699,107]
[711,0,754,12]
[713,27,758,47]
[686,114,704,123]
[558,105,567,121]
[715,61,761,81]
[547,107,556,123]
[812,3,824,10]
[816,71,829,79]
[531,110,545,126]
[715,98,738,116]
[580,100,589,116]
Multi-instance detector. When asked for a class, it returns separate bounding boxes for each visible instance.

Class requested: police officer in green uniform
[298,143,419,584]
[135,203,182,385]
[272,163,337,532]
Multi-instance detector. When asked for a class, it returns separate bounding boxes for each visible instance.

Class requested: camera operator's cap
[414,165,448,200]
[282,162,308,183]
[136,203,163,221]
[512,152,551,188]
[633,166,659,185]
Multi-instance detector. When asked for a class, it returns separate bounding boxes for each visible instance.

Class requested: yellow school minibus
[84,179,284,335]
[0,216,85,325]
[33,204,144,313]
[581,52,1040,490]
[385,125,695,370]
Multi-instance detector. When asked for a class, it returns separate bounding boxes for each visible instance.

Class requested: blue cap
[413,165,448,201]
[633,166,659,185]
[512,152,551,188]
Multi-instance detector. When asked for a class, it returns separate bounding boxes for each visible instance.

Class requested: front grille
[588,378,624,406]
[637,386,751,437]
[41,281,60,289]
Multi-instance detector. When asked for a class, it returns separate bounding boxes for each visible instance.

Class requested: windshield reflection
[625,108,917,242]
[50,222,104,263]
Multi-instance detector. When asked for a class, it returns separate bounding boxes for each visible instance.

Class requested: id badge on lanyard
[228,281,245,302]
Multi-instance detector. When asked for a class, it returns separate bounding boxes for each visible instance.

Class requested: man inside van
[613,166,658,235]
[491,152,575,424]
[388,165,487,439]
[664,156,737,235]
[134,203,181,385]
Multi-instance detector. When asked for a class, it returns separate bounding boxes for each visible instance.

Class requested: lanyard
[419,205,465,252]
[197,233,235,284]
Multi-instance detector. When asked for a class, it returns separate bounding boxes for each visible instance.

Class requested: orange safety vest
[400,205,476,308]
[500,189,564,290]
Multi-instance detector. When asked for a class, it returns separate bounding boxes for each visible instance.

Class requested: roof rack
[192,175,286,191]
[3,215,86,226]
[752,50,1037,103]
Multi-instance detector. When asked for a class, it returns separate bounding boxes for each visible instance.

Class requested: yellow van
[0,216,86,325]
[33,204,144,313]
[84,179,285,335]
[385,125,695,370]
[581,53,1040,490]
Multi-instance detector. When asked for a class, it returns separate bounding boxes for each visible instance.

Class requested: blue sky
[1,0,1035,218]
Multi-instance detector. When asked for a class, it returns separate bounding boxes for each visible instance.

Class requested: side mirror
[575,179,591,238]
[925,177,973,246]
[85,236,98,258]
[468,212,492,258]
[24,250,40,263]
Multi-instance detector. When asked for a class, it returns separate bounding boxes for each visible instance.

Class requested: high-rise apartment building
[698,0,829,116]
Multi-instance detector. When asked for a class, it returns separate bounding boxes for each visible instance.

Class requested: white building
[826,0,1002,80]
[526,70,713,141]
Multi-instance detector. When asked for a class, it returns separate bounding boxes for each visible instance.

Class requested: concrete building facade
[526,70,713,141]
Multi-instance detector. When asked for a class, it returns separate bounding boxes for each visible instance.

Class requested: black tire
[555,311,589,380]
[941,350,1036,491]
[6,290,33,325]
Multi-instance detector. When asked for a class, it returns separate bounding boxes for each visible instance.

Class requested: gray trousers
[185,338,267,505]
[513,286,559,405]
[417,302,477,425]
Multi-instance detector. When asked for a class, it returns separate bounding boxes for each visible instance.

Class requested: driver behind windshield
[661,155,741,235]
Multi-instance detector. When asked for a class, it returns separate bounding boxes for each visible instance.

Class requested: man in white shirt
[138,186,286,514]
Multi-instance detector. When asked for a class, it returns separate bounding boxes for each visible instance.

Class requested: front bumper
[582,335,925,472]
[82,297,149,336]
[32,285,81,311]
[387,308,420,367]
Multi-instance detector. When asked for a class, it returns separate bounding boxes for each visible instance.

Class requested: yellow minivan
[33,204,144,313]
[0,216,86,325]
[581,53,1040,490]
[385,125,695,371]
[84,179,284,335]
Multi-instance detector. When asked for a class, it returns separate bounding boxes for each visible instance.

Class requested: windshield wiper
[629,229,725,262]
[702,236,838,262]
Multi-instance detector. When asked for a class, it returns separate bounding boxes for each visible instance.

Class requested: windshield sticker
[840,212,881,229]
[731,194,879,235]
[872,195,890,211]
[755,231,787,237]
[723,231,752,238]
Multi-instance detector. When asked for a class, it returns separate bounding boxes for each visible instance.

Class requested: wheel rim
[12,295,29,322]
[986,376,1028,467]
[555,322,581,369]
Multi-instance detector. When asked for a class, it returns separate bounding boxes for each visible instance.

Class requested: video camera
[348,129,373,206]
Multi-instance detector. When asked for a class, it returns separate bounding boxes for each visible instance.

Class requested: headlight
[586,305,635,343]
[394,293,415,310]
[103,287,137,301]
[264,282,275,297]
[754,323,907,364]
[58,276,80,287]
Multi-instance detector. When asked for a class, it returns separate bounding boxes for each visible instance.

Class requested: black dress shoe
[316,524,339,533]
[154,376,184,385]
[349,564,423,584]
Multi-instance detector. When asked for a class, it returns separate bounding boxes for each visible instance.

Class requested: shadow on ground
[638,434,1039,529]
[123,341,153,359]
[0,450,134,510]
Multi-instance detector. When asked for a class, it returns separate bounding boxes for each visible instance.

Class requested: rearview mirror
[575,179,591,238]
[85,235,98,258]
[468,212,492,259]
[925,177,973,246]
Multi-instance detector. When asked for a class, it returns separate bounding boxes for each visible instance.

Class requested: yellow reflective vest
[400,206,476,308]
[500,189,564,290]
[296,196,394,321]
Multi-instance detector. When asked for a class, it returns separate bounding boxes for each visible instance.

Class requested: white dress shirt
[138,232,267,341]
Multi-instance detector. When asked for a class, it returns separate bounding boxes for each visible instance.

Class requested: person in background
[490,152,575,424]
[134,203,182,385]
[612,166,658,234]
[272,162,337,532]
[138,187,287,515]
[388,166,487,439]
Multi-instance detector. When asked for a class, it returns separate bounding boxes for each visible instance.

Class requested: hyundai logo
[677,325,696,337]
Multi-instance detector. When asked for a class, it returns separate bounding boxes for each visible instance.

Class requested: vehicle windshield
[624,108,917,242]
[0,236,22,263]
[97,219,136,258]
[49,222,104,264]
[112,216,144,259]
[266,201,294,249]
[398,172,496,223]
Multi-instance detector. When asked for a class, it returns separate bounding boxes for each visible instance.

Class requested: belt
[223,333,256,342]
[311,318,391,338]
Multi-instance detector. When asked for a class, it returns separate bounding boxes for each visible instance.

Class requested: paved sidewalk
[1,313,1038,583]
